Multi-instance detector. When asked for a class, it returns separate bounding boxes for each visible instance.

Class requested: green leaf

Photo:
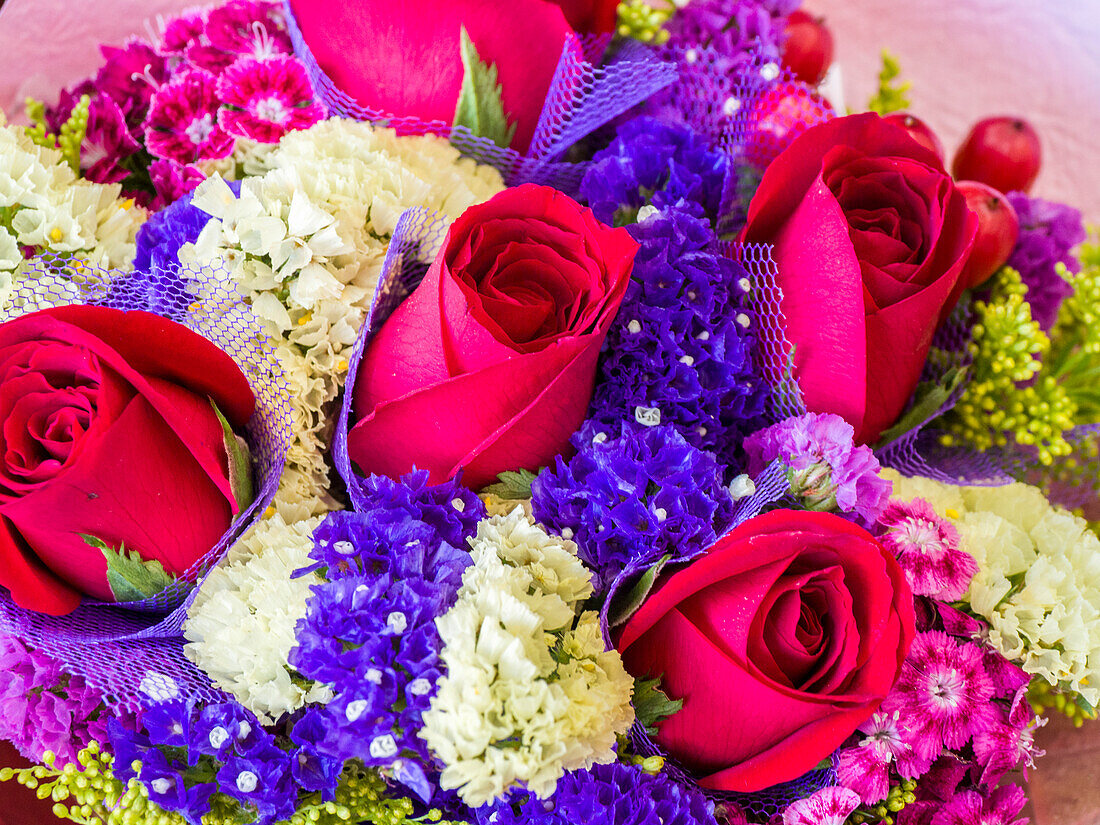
[867,50,912,114]
[84,535,177,602]
[211,400,254,517]
[607,553,673,627]
[874,366,968,450]
[453,26,517,148]
[632,676,684,736]
[481,469,539,500]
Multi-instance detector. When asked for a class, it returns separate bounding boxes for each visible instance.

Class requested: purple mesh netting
[283,2,676,196]
[732,241,805,423]
[596,458,831,822]
[0,255,292,712]
[333,208,452,509]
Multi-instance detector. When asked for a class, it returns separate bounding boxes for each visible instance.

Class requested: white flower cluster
[420,508,635,806]
[0,121,144,300]
[886,469,1100,706]
[180,118,504,517]
[183,513,333,723]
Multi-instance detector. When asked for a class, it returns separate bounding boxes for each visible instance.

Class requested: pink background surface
[1,0,1097,220]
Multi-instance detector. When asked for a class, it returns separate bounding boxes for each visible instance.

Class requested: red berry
[956,180,1020,289]
[746,81,835,169]
[952,116,1042,194]
[781,10,835,86]
[882,112,945,165]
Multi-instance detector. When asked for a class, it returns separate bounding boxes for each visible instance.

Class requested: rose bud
[617,509,915,792]
[0,306,255,615]
[348,184,636,489]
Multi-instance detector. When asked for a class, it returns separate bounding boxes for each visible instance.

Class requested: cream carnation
[183,514,333,723]
[885,469,1100,706]
[420,509,634,806]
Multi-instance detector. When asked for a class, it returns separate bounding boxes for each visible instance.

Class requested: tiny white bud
[333,540,355,556]
[451,497,465,512]
[736,313,751,328]
[235,771,258,793]
[697,426,708,436]
[697,330,710,341]
[761,62,781,81]
[561,527,574,540]
[637,204,660,222]
[729,474,756,500]
[627,319,642,334]
[685,48,698,64]
[410,678,432,696]
[370,734,399,759]
[238,721,252,740]
[679,354,695,366]
[654,507,668,522]
[150,778,172,794]
[634,406,662,427]
[208,726,229,749]
[592,431,609,444]
[366,668,383,684]
[346,699,369,722]
[387,611,408,633]
[722,96,742,116]
[738,277,752,293]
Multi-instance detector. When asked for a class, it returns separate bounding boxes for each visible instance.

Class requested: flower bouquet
[0,1,1097,824]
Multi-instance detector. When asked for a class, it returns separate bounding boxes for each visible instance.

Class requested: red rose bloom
[617,509,915,792]
[742,113,978,444]
[289,0,594,152]
[0,306,255,616]
[348,184,636,490]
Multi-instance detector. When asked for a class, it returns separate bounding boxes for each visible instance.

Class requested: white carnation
[420,509,634,806]
[184,513,332,722]
[887,471,1100,706]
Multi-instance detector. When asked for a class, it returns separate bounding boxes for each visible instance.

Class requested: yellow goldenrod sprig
[23,94,89,173]
[616,0,674,45]
[848,779,917,825]
[1029,677,1099,728]
[867,51,911,115]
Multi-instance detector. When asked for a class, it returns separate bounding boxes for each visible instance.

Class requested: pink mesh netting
[0,256,292,712]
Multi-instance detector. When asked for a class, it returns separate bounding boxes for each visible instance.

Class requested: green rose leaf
[481,469,539,500]
[874,365,968,450]
[632,675,684,736]
[83,535,177,602]
[453,26,517,148]
[211,400,254,518]
[607,553,673,628]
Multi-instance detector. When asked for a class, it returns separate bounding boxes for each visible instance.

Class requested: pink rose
[617,509,915,792]
[0,306,254,615]
[742,113,978,444]
[348,184,636,489]
[289,0,590,151]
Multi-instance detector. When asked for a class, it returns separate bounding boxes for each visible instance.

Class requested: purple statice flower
[0,632,132,766]
[745,413,892,525]
[835,711,910,805]
[876,499,978,601]
[665,0,796,61]
[929,785,1028,825]
[216,56,325,143]
[134,179,239,277]
[1007,192,1087,331]
[217,743,298,824]
[475,762,719,825]
[882,632,998,775]
[531,422,734,592]
[580,117,731,227]
[290,473,481,773]
[781,786,861,825]
[144,69,235,164]
[588,208,768,461]
[94,40,170,133]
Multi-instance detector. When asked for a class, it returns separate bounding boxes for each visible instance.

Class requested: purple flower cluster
[1006,192,1087,331]
[47,0,323,208]
[290,472,482,793]
[531,423,734,592]
[744,413,892,526]
[110,698,334,825]
[834,618,1040,825]
[474,762,718,825]
[664,0,797,63]
[588,208,768,462]
[0,632,132,766]
[580,117,732,228]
